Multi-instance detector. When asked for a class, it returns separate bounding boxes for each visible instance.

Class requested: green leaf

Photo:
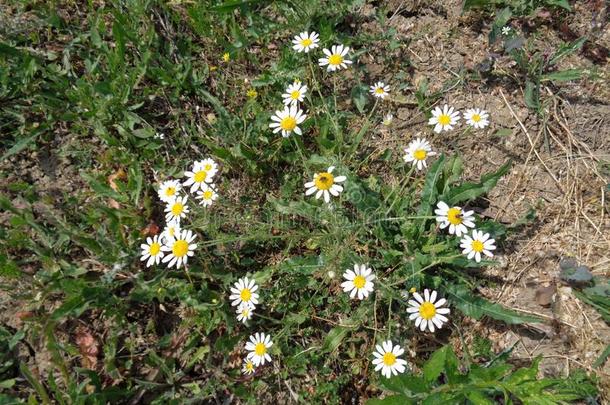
[462,0,491,11]
[211,0,267,13]
[423,346,449,383]
[446,284,541,324]
[19,363,50,404]
[524,80,540,111]
[380,373,429,395]
[493,128,513,137]
[367,395,413,405]
[489,7,512,44]
[465,390,495,405]
[593,344,610,368]
[541,69,584,82]
[321,327,350,354]
[549,37,585,65]
[444,160,511,205]
[418,154,445,216]
[351,84,370,114]
[1,133,40,162]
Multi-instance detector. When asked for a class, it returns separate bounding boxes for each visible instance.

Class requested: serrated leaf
[541,69,584,82]
[351,84,369,114]
[524,80,540,111]
[380,373,429,395]
[444,160,511,205]
[549,37,585,65]
[423,346,447,383]
[321,327,349,354]
[446,284,541,324]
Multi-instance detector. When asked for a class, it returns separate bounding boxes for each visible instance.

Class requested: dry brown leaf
[107,168,127,191]
[75,327,99,369]
[141,222,160,236]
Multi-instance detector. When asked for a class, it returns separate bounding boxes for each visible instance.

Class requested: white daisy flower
[502,26,511,36]
[460,230,496,263]
[304,166,347,203]
[161,229,197,269]
[242,358,256,375]
[403,138,437,171]
[164,195,190,222]
[195,183,218,207]
[161,219,181,244]
[370,82,390,99]
[282,81,308,106]
[269,104,307,137]
[236,303,254,324]
[428,104,460,133]
[199,158,219,178]
[407,289,450,333]
[229,277,260,308]
[157,180,182,203]
[340,264,375,300]
[434,201,476,237]
[372,340,408,378]
[183,160,215,193]
[291,31,319,53]
[463,108,490,129]
[245,332,273,366]
[318,44,352,72]
[140,235,164,267]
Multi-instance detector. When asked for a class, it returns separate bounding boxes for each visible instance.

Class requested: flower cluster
[140,158,220,269]
[435,201,497,262]
[429,104,490,133]
[138,30,503,382]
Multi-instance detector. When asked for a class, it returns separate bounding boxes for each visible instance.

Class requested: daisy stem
[386,296,393,337]
[292,136,309,171]
[387,254,463,287]
[345,98,378,159]
[383,165,415,216]
[307,59,341,148]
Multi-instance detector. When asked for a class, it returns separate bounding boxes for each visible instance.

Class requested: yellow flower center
[314,172,334,190]
[280,116,297,131]
[202,190,213,200]
[171,202,184,216]
[419,302,437,320]
[382,352,396,366]
[168,227,176,237]
[172,240,188,257]
[353,275,366,289]
[471,114,481,122]
[328,54,343,66]
[438,114,451,125]
[242,308,250,317]
[204,163,213,171]
[471,240,484,252]
[375,87,385,94]
[194,170,207,183]
[254,342,266,356]
[301,38,313,47]
[165,187,176,197]
[447,207,462,225]
[240,288,252,301]
[290,90,300,100]
[223,53,230,62]
[149,242,160,255]
[245,361,254,371]
[247,89,257,98]
[413,149,427,161]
